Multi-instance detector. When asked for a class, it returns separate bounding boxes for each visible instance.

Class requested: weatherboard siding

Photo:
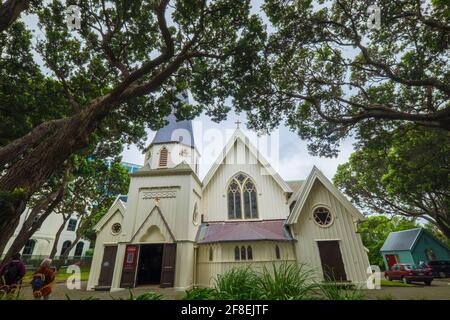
[411,232,450,263]
[290,180,370,284]
[87,209,123,290]
[201,139,289,222]
[196,241,296,287]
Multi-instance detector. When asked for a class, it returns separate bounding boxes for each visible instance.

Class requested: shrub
[120,289,164,300]
[319,282,364,300]
[257,263,319,300]
[214,267,259,300]
[183,287,218,300]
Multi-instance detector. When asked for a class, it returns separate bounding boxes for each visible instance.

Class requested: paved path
[17,281,183,300]
[364,278,450,300]
[15,279,450,300]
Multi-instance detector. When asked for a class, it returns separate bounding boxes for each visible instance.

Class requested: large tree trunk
[1,187,64,265]
[0,162,70,263]
[0,19,191,249]
[0,109,106,254]
[49,213,69,260]
[435,215,450,240]
[0,0,30,33]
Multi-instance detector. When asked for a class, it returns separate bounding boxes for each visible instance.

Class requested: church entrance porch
[137,244,163,285]
[120,243,177,289]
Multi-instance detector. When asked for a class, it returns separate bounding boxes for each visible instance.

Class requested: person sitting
[0,253,27,294]
[32,258,56,300]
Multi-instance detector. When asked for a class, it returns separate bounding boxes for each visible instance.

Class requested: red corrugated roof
[196,219,293,244]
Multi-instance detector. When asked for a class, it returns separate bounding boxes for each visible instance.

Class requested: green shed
[380,228,450,270]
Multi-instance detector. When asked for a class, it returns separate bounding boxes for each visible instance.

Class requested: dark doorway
[136,244,164,285]
[97,245,117,288]
[317,241,347,282]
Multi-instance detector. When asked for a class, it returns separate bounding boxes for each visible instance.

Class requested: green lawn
[380,279,418,287]
[21,267,90,285]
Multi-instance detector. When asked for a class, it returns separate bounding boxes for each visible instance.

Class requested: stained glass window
[241,246,246,260]
[234,246,240,260]
[247,246,253,260]
[313,207,333,227]
[227,173,258,220]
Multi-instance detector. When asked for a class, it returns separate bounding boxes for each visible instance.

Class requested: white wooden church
[87,104,370,291]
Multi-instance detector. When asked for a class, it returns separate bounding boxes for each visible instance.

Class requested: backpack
[31,273,45,291]
[2,262,20,285]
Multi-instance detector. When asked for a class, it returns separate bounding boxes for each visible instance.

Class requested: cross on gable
[235,120,242,129]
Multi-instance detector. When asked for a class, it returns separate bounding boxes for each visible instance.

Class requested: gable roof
[130,205,176,242]
[150,92,196,149]
[380,228,422,252]
[94,196,126,232]
[151,113,196,149]
[286,180,304,194]
[286,166,365,225]
[196,219,294,244]
[202,129,292,193]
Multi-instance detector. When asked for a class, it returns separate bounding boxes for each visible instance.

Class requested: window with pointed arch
[209,247,214,261]
[159,147,168,167]
[234,246,240,261]
[247,246,253,260]
[275,245,281,260]
[227,173,258,219]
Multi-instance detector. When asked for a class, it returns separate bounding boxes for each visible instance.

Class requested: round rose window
[112,223,122,234]
[313,207,333,227]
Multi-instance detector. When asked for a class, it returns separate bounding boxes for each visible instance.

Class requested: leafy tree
[0,0,266,250]
[232,0,449,156]
[49,157,129,260]
[357,215,418,269]
[334,125,450,238]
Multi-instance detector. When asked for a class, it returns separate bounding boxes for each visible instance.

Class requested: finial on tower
[235,120,242,129]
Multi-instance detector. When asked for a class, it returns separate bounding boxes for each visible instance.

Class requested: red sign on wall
[123,245,138,268]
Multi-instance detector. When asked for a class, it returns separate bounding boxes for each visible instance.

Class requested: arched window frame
[227,173,259,220]
[74,242,84,257]
[159,146,168,167]
[209,247,214,262]
[275,245,281,260]
[234,246,240,261]
[312,204,334,228]
[247,246,253,260]
[23,239,36,256]
[240,246,246,260]
[61,240,72,256]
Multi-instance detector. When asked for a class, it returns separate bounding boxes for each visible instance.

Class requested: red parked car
[385,263,433,285]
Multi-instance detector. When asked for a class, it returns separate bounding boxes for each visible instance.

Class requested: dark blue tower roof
[150,93,196,148]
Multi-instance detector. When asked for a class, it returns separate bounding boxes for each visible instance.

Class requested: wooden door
[120,245,139,288]
[160,243,177,288]
[98,245,117,287]
[385,254,398,269]
[317,241,347,282]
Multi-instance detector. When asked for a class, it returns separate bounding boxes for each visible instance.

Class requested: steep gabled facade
[88,111,370,291]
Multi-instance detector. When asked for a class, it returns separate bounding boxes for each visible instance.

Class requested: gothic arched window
[227,173,258,219]
[241,246,246,260]
[23,239,36,256]
[275,245,281,260]
[234,246,240,261]
[74,242,84,257]
[209,247,214,261]
[159,147,168,167]
[247,246,253,260]
[61,240,72,256]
